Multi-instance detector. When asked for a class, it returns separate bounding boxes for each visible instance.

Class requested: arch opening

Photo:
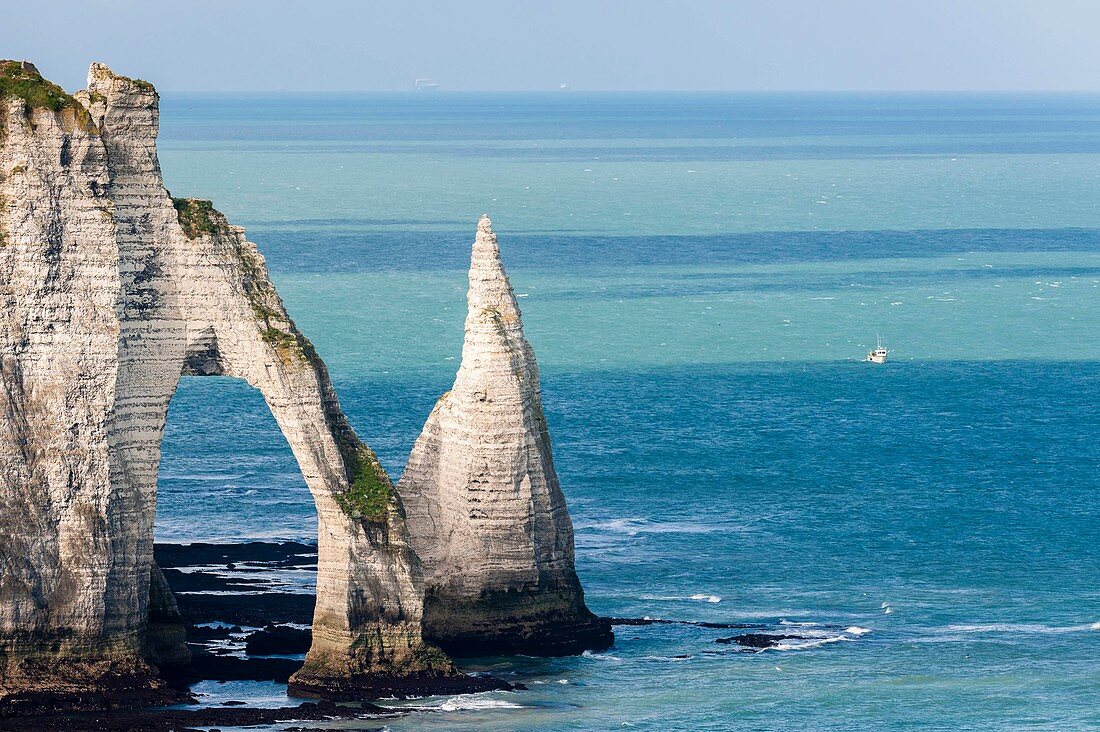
[152,374,319,687]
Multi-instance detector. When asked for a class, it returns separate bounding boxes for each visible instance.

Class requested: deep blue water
[155,93,1100,730]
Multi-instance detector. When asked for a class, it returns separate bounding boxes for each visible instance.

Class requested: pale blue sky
[3,0,1096,92]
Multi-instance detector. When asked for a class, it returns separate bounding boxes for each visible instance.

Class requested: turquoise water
[155,93,1100,730]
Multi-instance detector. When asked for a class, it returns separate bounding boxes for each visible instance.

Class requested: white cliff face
[398,216,611,655]
[0,61,465,712]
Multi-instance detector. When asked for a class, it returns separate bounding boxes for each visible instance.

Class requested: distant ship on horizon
[415,78,439,91]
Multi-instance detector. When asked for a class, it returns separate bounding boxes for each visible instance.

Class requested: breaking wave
[639,593,722,603]
[763,625,871,652]
[575,517,729,536]
[944,623,1099,635]
[437,696,523,712]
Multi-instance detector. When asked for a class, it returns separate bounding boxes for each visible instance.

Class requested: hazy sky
[3,1,1097,92]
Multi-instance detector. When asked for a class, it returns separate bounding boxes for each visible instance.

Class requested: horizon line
[152,88,1100,95]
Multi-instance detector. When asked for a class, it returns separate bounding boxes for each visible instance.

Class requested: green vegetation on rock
[410,643,454,670]
[171,196,318,369]
[0,60,97,133]
[1,61,78,112]
[261,327,297,350]
[333,442,393,523]
[171,197,222,239]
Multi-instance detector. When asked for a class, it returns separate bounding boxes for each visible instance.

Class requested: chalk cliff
[398,216,612,655]
[0,61,477,712]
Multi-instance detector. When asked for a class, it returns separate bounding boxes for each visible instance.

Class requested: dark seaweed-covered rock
[245,624,312,655]
[184,624,241,642]
[0,699,396,732]
[161,568,269,593]
[161,652,303,683]
[606,617,765,629]
[288,671,513,701]
[153,541,318,569]
[174,591,316,626]
[715,633,800,649]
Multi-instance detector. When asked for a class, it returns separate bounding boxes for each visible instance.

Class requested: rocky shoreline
[4,540,511,730]
[0,699,400,732]
[4,540,848,729]
[154,540,840,676]
[154,542,509,690]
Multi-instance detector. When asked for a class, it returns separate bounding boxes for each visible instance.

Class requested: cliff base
[0,655,184,717]
[424,587,613,656]
[287,670,510,701]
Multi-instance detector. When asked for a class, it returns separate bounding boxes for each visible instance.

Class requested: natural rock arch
[0,62,478,712]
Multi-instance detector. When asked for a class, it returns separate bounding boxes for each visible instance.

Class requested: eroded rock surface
[398,216,612,655]
[0,61,469,712]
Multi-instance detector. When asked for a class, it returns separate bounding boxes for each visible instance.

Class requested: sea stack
[398,216,612,655]
[0,61,482,713]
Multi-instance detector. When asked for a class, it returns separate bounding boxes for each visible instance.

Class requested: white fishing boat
[414,78,439,91]
[866,336,888,364]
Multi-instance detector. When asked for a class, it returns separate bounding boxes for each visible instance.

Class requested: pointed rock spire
[398,216,612,656]
[467,214,519,314]
[1,62,494,711]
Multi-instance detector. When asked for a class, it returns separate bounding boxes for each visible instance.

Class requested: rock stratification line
[0,61,477,713]
[398,216,612,655]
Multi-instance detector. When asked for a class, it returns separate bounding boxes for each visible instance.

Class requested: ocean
[154,92,1100,730]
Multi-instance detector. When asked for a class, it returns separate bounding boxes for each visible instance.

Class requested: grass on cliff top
[172,197,223,239]
[0,61,79,112]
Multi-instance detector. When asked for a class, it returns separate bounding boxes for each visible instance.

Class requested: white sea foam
[944,623,1099,635]
[690,594,722,603]
[770,635,851,651]
[177,590,272,596]
[438,697,523,712]
[640,593,721,603]
[582,650,623,661]
[761,625,870,652]
[194,621,247,629]
[577,517,728,536]
[158,472,247,482]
